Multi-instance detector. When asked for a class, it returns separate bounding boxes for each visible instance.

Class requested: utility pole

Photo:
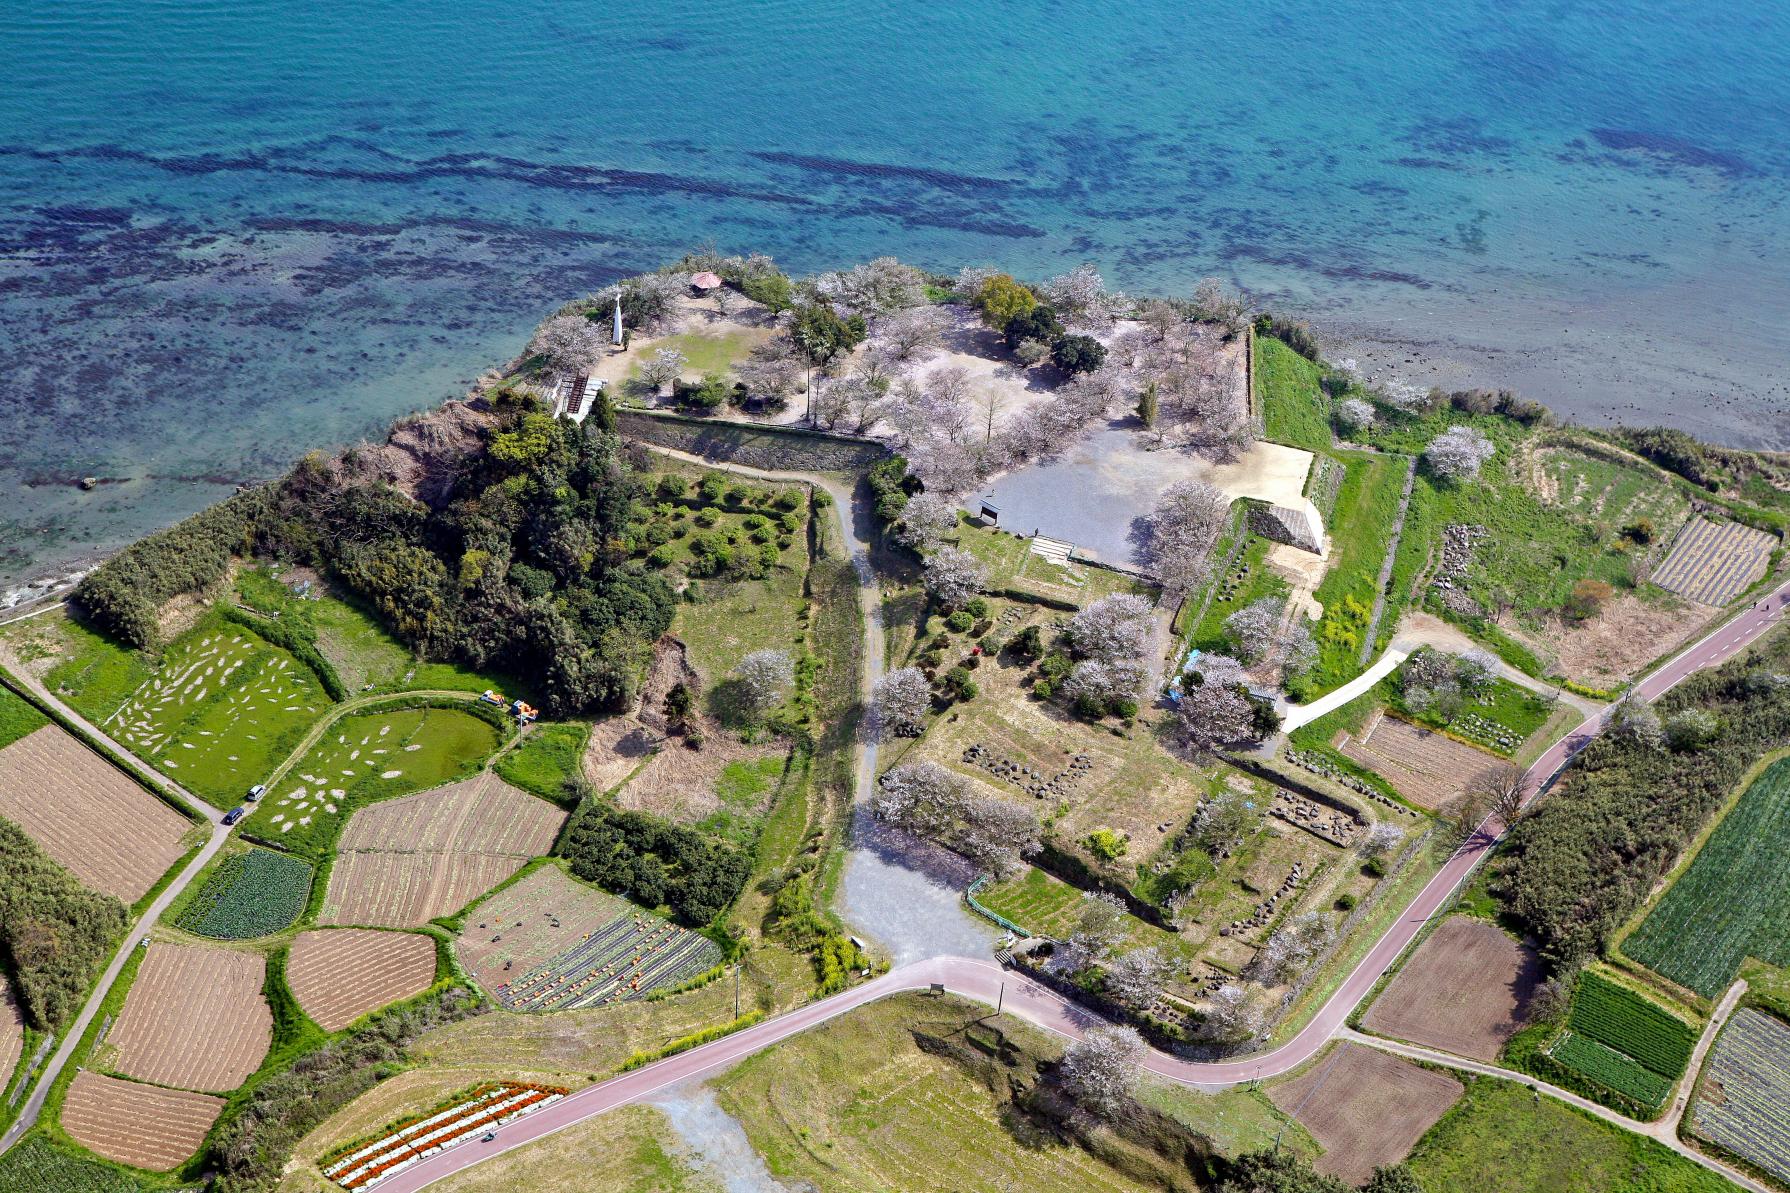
[997,981,1004,1016]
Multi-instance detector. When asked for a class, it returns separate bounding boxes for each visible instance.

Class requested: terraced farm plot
[1268,1043,1463,1184]
[106,941,270,1092]
[0,973,20,1095]
[287,929,438,1031]
[1550,1031,1673,1108]
[1625,758,1790,996]
[457,866,719,1010]
[1649,516,1776,606]
[1363,916,1541,1061]
[243,705,501,857]
[60,1071,223,1171]
[175,846,312,939]
[1527,444,1689,532]
[110,627,330,804]
[322,773,565,928]
[1338,711,1504,809]
[1547,970,1695,1110]
[1691,1007,1790,1185]
[0,724,191,901]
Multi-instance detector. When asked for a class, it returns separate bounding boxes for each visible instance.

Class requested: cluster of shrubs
[76,487,270,649]
[559,796,751,927]
[915,596,995,704]
[867,455,916,528]
[970,277,1107,375]
[636,474,802,578]
[0,818,128,1030]
[761,843,867,995]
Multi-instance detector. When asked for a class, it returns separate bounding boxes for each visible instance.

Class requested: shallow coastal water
[2,0,1788,585]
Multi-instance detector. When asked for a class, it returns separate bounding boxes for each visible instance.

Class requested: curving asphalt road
[375,534,1788,1188]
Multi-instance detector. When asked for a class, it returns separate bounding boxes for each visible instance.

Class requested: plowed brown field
[337,772,563,854]
[454,865,627,993]
[1362,916,1540,1061]
[1338,712,1503,810]
[108,941,270,1091]
[1269,1042,1462,1184]
[323,851,528,928]
[0,724,191,900]
[323,773,564,929]
[0,973,21,1094]
[61,1071,223,1170]
[288,929,437,1030]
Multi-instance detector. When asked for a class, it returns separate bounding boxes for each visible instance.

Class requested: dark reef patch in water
[1587,129,1757,178]
[752,150,1018,193]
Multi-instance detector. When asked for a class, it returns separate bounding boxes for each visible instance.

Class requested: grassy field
[104,618,333,806]
[37,619,155,725]
[711,992,1170,1193]
[1183,533,1288,656]
[1296,449,1410,699]
[494,721,591,805]
[980,866,1195,969]
[426,1104,716,1193]
[700,754,791,847]
[951,519,1154,607]
[1255,335,1333,453]
[1406,1077,1733,1193]
[1135,1078,1318,1160]
[241,705,500,857]
[238,568,414,694]
[674,563,809,696]
[1624,757,1790,997]
[0,684,47,751]
[627,329,764,386]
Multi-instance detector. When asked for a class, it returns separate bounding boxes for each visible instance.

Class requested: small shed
[690,271,723,293]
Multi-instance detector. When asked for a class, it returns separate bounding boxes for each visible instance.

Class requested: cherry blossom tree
[922,545,986,607]
[871,666,931,739]
[1041,263,1122,330]
[527,315,608,375]
[733,649,794,721]
[1058,1025,1145,1117]
[1199,983,1265,1047]
[1069,593,1154,665]
[1135,480,1231,596]
[893,491,959,552]
[876,306,949,362]
[638,347,687,394]
[1103,945,1171,1008]
[1337,396,1376,433]
[1425,424,1496,482]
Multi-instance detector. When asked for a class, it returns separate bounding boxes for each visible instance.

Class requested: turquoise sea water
[2,0,1787,586]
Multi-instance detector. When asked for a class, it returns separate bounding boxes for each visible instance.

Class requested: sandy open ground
[288,929,439,1031]
[107,940,270,1091]
[61,1071,223,1170]
[1269,1041,1463,1184]
[1362,916,1540,1062]
[0,724,191,901]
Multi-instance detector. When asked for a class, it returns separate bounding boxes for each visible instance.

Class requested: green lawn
[1406,1077,1733,1193]
[494,721,591,806]
[626,329,763,383]
[1255,335,1334,453]
[106,617,333,806]
[1185,533,1288,655]
[241,704,501,857]
[674,562,809,693]
[1136,1079,1318,1161]
[700,754,792,847]
[980,866,1194,967]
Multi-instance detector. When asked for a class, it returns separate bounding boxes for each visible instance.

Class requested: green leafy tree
[975,273,1037,328]
[1051,333,1107,375]
[1002,303,1063,350]
[1361,1166,1424,1193]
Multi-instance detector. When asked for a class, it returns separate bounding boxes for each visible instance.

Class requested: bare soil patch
[1268,1042,1463,1184]
[287,929,437,1031]
[0,724,191,901]
[1536,591,1710,686]
[323,850,530,929]
[1362,916,1540,1061]
[106,940,270,1091]
[581,716,658,791]
[1337,711,1503,810]
[454,865,627,994]
[615,732,779,826]
[61,1071,223,1171]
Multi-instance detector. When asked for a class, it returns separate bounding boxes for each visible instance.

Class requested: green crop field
[1567,972,1695,1076]
[1408,1077,1735,1193]
[106,621,331,805]
[241,705,500,857]
[1550,1031,1673,1109]
[1691,1007,1790,1185]
[0,1136,159,1193]
[176,846,312,939]
[1626,758,1790,996]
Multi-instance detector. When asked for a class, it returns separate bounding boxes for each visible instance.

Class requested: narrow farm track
[377,462,1788,1190]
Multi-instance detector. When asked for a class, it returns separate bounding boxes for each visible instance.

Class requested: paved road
[384,575,1789,1190]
